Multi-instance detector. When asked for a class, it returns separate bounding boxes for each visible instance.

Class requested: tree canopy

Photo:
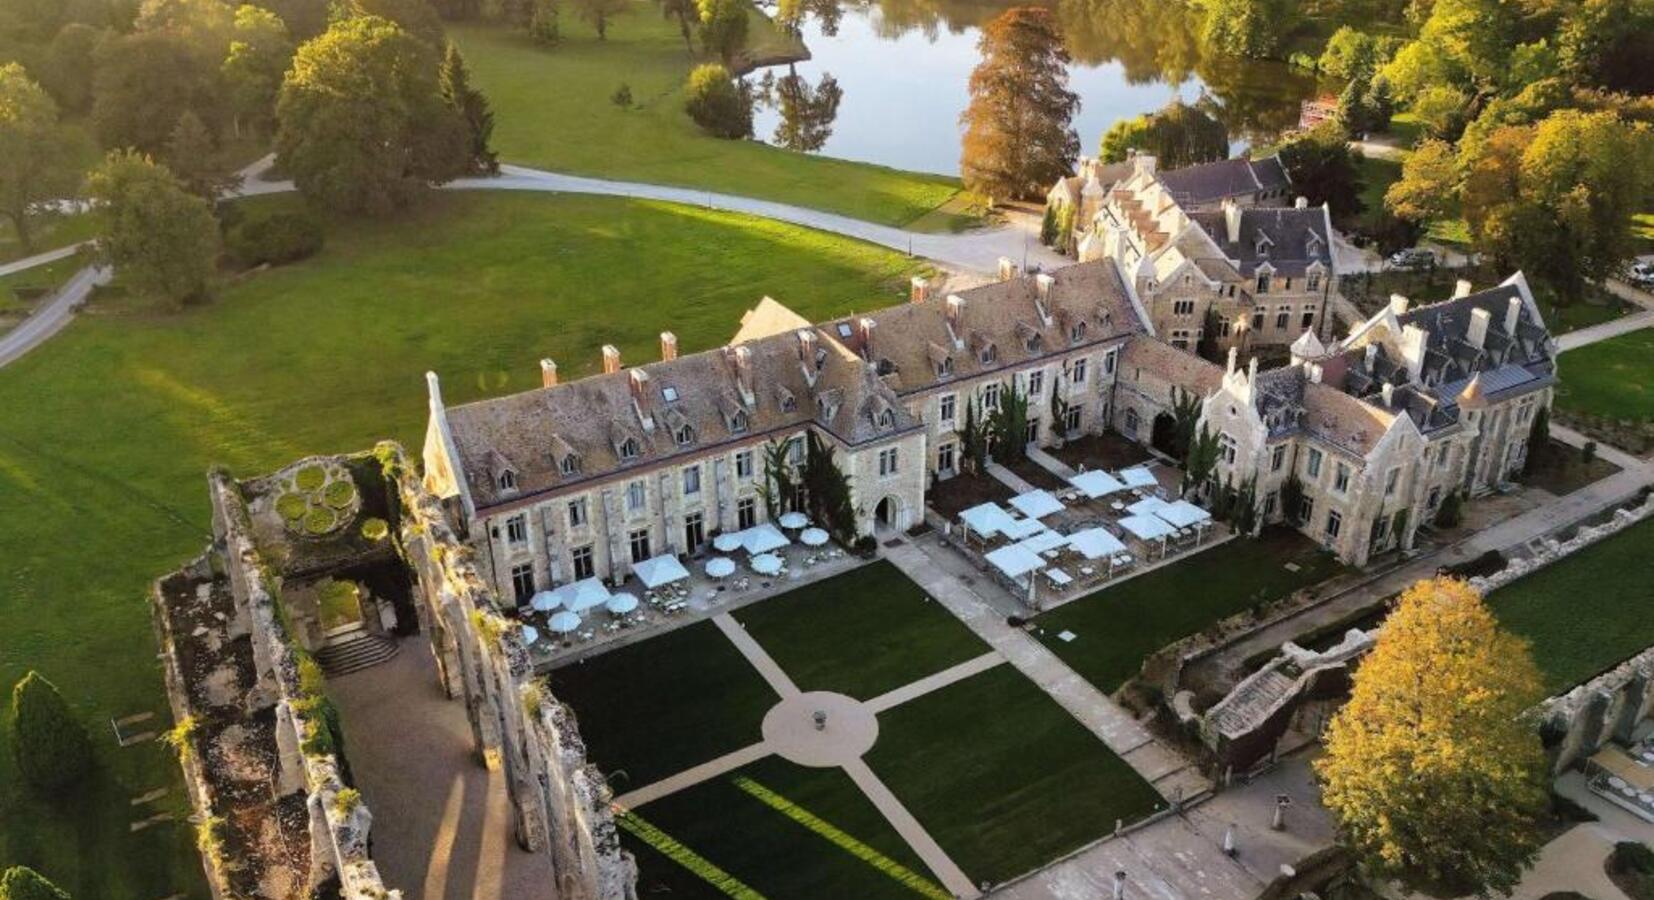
[1316,578,1548,896]
[1199,0,1294,59]
[696,0,747,62]
[683,62,752,138]
[439,43,498,174]
[1098,99,1227,168]
[0,866,70,900]
[1277,121,1364,223]
[960,7,1079,202]
[0,63,80,254]
[8,671,93,794]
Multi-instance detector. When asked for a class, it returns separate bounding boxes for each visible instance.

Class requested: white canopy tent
[1015,530,1070,555]
[632,554,690,589]
[547,577,611,613]
[1127,497,1170,517]
[959,502,1017,540]
[750,553,783,576]
[529,590,561,613]
[740,523,790,555]
[1119,513,1177,556]
[547,610,581,633]
[1156,499,1213,530]
[712,533,743,553]
[1118,466,1158,489]
[1009,489,1066,520]
[1001,517,1047,540]
[520,625,541,645]
[985,544,1045,578]
[799,527,829,547]
[705,557,736,578]
[1067,527,1127,560]
[1068,470,1128,499]
[605,593,640,615]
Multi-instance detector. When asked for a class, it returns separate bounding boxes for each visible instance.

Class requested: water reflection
[757,68,846,152]
[749,0,1322,176]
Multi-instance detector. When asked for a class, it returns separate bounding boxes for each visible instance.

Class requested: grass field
[0,213,96,265]
[450,15,972,229]
[623,755,945,899]
[1490,516,1654,693]
[0,191,922,897]
[1033,528,1346,694]
[866,665,1165,886]
[1556,330,1654,422]
[733,561,988,700]
[0,252,86,330]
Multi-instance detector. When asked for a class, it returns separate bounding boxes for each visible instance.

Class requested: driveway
[0,263,108,368]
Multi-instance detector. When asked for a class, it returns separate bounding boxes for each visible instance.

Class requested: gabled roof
[1192,207,1333,278]
[1157,156,1292,206]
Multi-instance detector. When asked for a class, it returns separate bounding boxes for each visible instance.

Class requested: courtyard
[544,562,1166,895]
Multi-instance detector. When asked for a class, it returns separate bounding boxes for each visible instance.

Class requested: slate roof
[1395,282,1554,393]
[1157,156,1292,206]
[1192,207,1333,278]
[1119,334,1225,395]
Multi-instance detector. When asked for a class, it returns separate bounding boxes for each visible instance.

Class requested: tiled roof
[1192,207,1332,278]
[1119,334,1224,395]
[1158,156,1292,206]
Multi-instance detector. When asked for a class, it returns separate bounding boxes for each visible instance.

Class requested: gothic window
[496,469,517,491]
[675,424,694,446]
[559,454,579,476]
[619,438,639,460]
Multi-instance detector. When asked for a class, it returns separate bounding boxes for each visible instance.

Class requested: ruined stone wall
[388,443,638,900]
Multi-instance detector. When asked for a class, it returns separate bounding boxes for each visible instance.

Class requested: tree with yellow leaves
[1315,577,1548,897]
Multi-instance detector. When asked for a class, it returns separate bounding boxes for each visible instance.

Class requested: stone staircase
[315,633,399,677]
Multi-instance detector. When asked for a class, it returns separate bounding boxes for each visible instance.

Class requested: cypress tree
[439,44,499,174]
[8,672,93,793]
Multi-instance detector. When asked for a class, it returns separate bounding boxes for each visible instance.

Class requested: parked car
[1629,261,1654,288]
[1387,248,1435,270]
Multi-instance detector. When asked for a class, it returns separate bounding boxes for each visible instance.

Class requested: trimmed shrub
[684,64,752,139]
[0,866,71,900]
[294,464,326,491]
[8,671,93,793]
[303,506,336,535]
[361,517,389,541]
[276,492,308,521]
[323,478,356,509]
[226,210,325,269]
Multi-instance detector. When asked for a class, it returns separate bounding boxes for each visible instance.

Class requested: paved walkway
[1557,308,1654,351]
[0,241,89,277]
[866,651,1003,713]
[0,263,107,368]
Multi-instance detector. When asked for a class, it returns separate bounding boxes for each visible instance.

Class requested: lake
[750,0,1323,177]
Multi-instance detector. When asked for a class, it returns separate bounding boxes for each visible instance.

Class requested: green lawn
[0,191,922,896]
[1491,517,1654,693]
[733,561,988,701]
[1033,529,1346,694]
[866,665,1165,887]
[623,755,944,899]
[0,213,97,265]
[450,15,971,229]
[0,252,86,326]
[1557,330,1654,422]
[1354,153,1401,236]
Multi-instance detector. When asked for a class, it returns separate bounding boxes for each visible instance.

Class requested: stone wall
[388,443,638,899]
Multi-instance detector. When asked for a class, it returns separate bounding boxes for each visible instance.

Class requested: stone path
[0,241,88,277]
[711,613,800,695]
[840,758,980,898]
[866,651,1003,713]
[611,742,773,810]
[1557,309,1654,351]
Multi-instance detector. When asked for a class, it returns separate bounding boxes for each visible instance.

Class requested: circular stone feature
[761,692,878,768]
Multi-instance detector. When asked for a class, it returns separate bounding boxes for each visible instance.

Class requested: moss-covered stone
[276,492,308,521]
[303,507,336,535]
[323,479,356,509]
[360,518,389,541]
[294,465,326,492]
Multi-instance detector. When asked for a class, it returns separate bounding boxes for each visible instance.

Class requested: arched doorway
[1150,412,1180,458]
[874,495,904,532]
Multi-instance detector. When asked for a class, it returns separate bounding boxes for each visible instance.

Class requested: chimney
[1308,363,1323,384]
[910,276,929,304]
[659,331,678,361]
[997,257,1018,281]
[1389,294,1409,316]
[540,358,559,388]
[1400,324,1428,381]
[856,316,876,357]
[796,328,816,362]
[1505,295,1521,335]
[733,345,754,399]
[1226,345,1238,375]
[1035,273,1055,299]
[1454,279,1473,299]
[601,344,621,374]
[1222,198,1242,244]
[1133,154,1158,176]
[1467,308,1491,349]
[628,367,650,403]
[1365,344,1377,368]
[1381,382,1394,406]
[1294,196,1309,210]
[1247,356,1259,385]
[946,294,965,333]
[426,371,444,412]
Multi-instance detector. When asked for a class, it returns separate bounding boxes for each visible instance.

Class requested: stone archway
[1150,412,1180,457]
[874,495,905,532]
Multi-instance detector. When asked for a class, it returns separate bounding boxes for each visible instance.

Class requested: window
[1306,448,1323,478]
[1103,349,1117,375]
[1300,497,1315,524]
[1437,444,1450,468]
[781,393,797,413]
[1064,403,1082,434]
[1251,309,1265,330]
[675,424,695,446]
[1218,433,1237,465]
[628,529,651,563]
[682,465,701,495]
[737,497,757,529]
[1071,358,1088,384]
[1170,329,1192,350]
[1274,307,1290,330]
[982,383,1002,410]
[567,498,587,528]
[1173,299,1195,316]
[1256,273,1270,294]
[662,386,679,402]
[505,514,528,547]
[497,469,517,492]
[980,344,998,364]
[684,512,704,554]
[619,438,639,460]
[1217,317,1232,337]
[879,409,896,429]
[730,410,748,434]
[510,563,535,603]
[1301,308,1315,329]
[937,357,953,377]
[1270,445,1285,472]
[1028,369,1044,396]
[1307,273,1321,292]
[1384,467,1399,497]
[559,454,579,476]
[1325,509,1343,539]
[1427,486,1442,509]
[736,450,754,480]
[571,545,595,580]
[937,442,956,473]
[1333,463,1350,493]
[1125,407,1140,436]
[1263,491,1278,517]
[1070,321,1087,342]
[1283,277,1292,291]
[787,437,804,465]
[939,393,957,424]
[878,447,899,477]
[626,479,646,511]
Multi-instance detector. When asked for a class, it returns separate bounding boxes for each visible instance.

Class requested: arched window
[497,470,517,491]
[620,438,639,460]
[1070,321,1087,342]
[559,454,579,476]
[879,409,895,429]
[675,424,694,446]
[731,410,748,433]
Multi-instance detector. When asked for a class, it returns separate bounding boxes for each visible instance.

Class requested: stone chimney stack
[857,316,876,357]
[1222,198,1242,244]
[1226,345,1238,375]
[1467,308,1491,349]
[1035,273,1055,300]
[628,368,650,404]
[426,371,444,412]
[997,257,1018,281]
[733,345,754,400]
[601,344,621,374]
[1248,356,1259,385]
[1381,382,1394,406]
[1295,196,1309,209]
[910,276,929,304]
[796,328,816,362]
[1309,363,1323,384]
[659,331,678,361]
[1389,294,1410,316]
[1365,344,1377,367]
[1505,295,1521,335]
[540,358,559,388]
[1400,324,1428,381]
[1454,279,1473,299]
[946,294,965,334]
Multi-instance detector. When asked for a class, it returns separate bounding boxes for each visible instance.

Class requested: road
[0,263,108,368]
[0,241,90,278]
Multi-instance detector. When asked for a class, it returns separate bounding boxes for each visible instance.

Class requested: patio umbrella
[750,553,783,576]
[520,625,541,645]
[530,590,561,612]
[705,556,736,578]
[778,511,809,529]
[799,527,829,547]
[713,533,743,552]
[547,610,581,633]
[606,593,639,615]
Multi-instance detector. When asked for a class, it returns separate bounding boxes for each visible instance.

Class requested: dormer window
[619,438,639,460]
[559,454,580,476]
[731,410,748,434]
[1256,273,1270,294]
[1255,238,1269,257]
[879,409,895,429]
[496,469,517,492]
[675,424,694,446]
[662,386,679,403]
[981,344,997,364]
[1070,321,1087,343]
[781,395,796,412]
[938,357,953,377]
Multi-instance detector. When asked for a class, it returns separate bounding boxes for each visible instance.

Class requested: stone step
[314,634,399,677]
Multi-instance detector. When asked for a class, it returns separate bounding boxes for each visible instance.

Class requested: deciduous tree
[1100,99,1226,168]
[91,29,222,153]
[696,0,747,61]
[0,866,70,900]
[1316,577,1548,896]
[221,4,294,137]
[1384,137,1458,224]
[656,0,695,50]
[438,43,498,173]
[274,15,470,213]
[342,0,447,47]
[571,0,626,39]
[163,110,239,198]
[1199,0,1294,59]
[683,62,751,138]
[0,64,80,254]
[8,671,93,793]
[527,0,559,42]
[768,69,840,152]
[85,150,221,306]
[960,7,1078,202]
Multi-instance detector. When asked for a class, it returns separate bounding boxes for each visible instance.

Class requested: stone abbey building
[422,253,1556,600]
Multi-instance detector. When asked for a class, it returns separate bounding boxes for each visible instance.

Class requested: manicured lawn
[450,16,971,229]
[0,212,97,265]
[0,191,921,896]
[622,755,943,899]
[1490,516,1654,693]
[1353,153,1401,235]
[1557,330,1654,422]
[1033,528,1346,694]
[733,561,988,701]
[865,665,1165,886]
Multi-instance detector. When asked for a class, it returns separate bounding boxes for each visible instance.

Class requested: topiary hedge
[303,507,336,535]
[7,671,93,794]
[0,865,71,900]
[276,492,308,521]
[323,479,355,509]
[294,465,326,492]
